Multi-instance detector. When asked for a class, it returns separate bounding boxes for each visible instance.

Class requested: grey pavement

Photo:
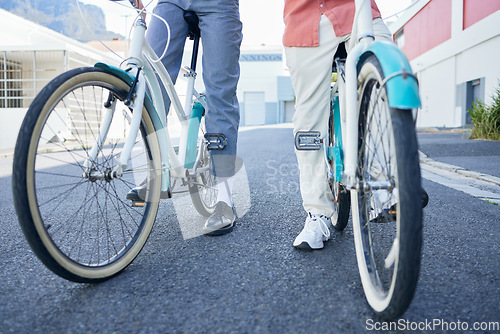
[417,127,500,205]
[1,124,499,333]
[417,127,500,181]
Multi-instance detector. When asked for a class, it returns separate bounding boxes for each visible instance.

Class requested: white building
[390,0,500,128]
[238,45,294,126]
[0,8,121,148]
[167,43,293,128]
[0,8,293,148]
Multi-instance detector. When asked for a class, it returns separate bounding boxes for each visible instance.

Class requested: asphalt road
[0,125,499,333]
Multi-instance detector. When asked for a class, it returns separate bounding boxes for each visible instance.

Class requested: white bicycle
[295,0,424,319]
[13,0,219,283]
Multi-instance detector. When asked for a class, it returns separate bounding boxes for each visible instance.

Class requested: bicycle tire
[351,55,422,319]
[331,185,350,231]
[188,141,217,217]
[12,67,161,283]
[328,102,350,231]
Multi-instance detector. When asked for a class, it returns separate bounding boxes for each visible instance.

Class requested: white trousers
[285,15,392,217]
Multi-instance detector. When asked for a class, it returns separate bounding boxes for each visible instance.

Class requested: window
[395,29,405,48]
[0,55,23,108]
[0,51,65,108]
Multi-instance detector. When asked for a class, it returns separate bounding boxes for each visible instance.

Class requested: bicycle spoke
[36,176,88,211]
[35,151,86,170]
[108,179,142,231]
[59,97,93,160]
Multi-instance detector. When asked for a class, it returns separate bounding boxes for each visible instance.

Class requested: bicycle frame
[84,1,207,193]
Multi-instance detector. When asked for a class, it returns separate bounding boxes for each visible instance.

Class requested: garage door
[244,92,265,125]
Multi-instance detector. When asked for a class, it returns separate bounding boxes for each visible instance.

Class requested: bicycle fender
[94,62,164,130]
[360,41,421,109]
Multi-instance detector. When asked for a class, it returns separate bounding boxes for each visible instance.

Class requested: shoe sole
[203,222,235,236]
[293,241,323,250]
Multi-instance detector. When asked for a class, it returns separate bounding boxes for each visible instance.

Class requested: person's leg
[285,15,347,249]
[285,15,344,218]
[193,0,242,180]
[191,0,242,235]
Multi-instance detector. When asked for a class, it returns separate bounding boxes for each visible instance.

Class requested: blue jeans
[147,0,242,177]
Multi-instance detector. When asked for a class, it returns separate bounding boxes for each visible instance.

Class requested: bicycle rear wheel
[12,67,161,282]
[189,141,217,217]
[352,55,422,319]
[328,98,350,230]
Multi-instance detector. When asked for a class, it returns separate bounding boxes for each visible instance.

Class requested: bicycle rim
[189,141,217,217]
[14,68,161,282]
[352,56,422,319]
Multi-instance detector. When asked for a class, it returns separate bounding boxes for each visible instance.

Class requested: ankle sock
[216,177,233,206]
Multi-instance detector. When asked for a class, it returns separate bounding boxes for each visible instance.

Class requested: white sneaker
[293,213,332,250]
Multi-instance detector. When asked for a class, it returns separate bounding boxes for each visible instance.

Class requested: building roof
[0,8,119,64]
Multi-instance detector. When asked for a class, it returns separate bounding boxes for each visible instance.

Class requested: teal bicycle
[295,0,423,319]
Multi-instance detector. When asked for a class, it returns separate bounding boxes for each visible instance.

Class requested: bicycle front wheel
[12,67,161,283]
[351,55,422,319]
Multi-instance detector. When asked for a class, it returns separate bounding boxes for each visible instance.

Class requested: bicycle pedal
[204,133,227,150]
[295,131,322,150]
[372,208,397,223]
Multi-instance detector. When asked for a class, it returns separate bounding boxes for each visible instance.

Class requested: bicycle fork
[83,18,148,180]
[82,93,117,180]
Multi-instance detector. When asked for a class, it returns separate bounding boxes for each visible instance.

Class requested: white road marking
[420,157,500,205]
